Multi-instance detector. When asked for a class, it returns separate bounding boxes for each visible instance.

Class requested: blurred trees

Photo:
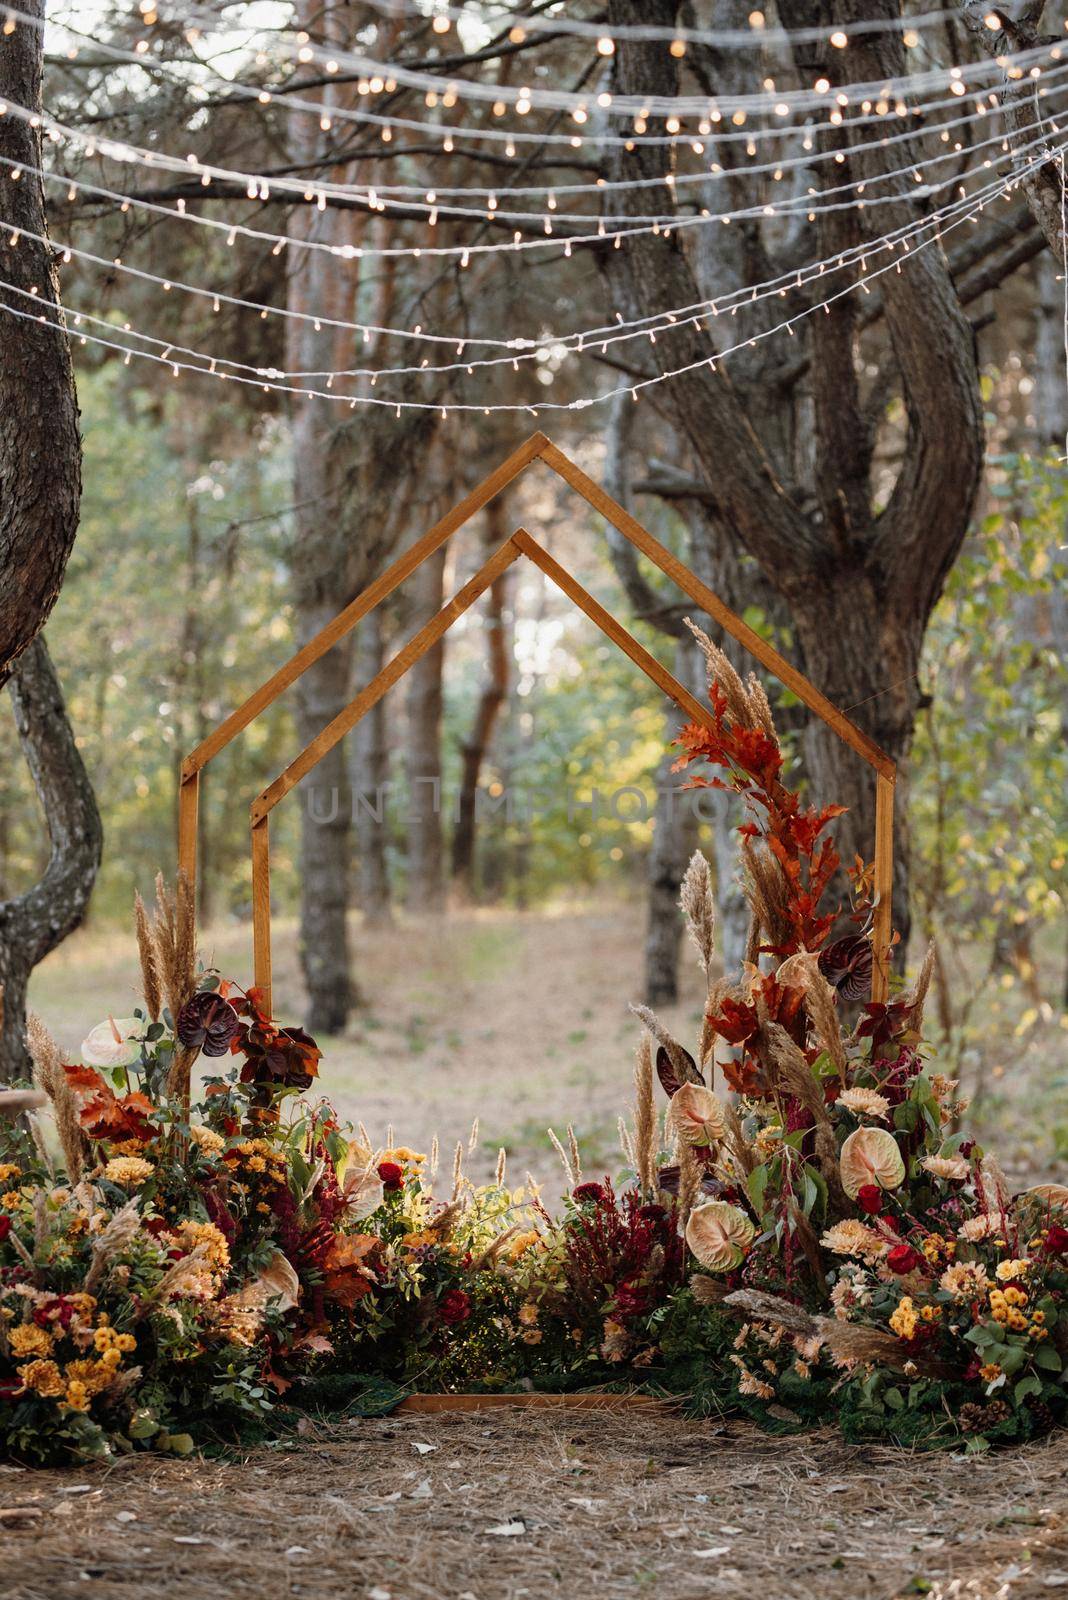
[0,1,1062,1047]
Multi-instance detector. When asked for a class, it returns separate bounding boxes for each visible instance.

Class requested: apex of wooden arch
[177,433,895,1013]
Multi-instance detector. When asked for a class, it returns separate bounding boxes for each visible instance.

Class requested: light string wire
[269,33,1059,119]
[16,80,1063,244]
[21,5,1066,151]
[1,141,1056,415]
[30,3,1060,164]
[156,0,1063,117]
[5,78,1063,265]
[13,119,1056,384]
[276,0,1029,51]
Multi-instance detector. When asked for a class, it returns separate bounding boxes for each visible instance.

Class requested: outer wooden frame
[178,433,895,1013]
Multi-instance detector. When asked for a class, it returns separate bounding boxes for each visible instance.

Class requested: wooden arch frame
[178,434,896,1016]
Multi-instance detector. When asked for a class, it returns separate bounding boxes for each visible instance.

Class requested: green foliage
[911,455,1067,943]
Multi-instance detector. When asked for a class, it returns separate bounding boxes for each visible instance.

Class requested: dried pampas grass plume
[676,1142,703,1233]
[632,1035,658,1198]
[629,1003,695,1091]
[741,835,792,954]
[546,1127,576,1188]
[684,620,781,754]
[26,1013,86,1184]
[133,891,163,1023]
[679,852,716,976]
[904,941,936,1034]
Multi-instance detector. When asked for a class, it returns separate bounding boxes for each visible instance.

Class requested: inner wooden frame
[178,433,895,1014]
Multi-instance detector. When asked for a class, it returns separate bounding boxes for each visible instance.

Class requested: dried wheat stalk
[905,941,937,1034]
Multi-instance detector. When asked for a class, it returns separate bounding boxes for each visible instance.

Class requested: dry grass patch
[3,1410,1068,1600]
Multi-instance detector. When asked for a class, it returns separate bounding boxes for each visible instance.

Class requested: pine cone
[1028,1399,1056,1437]
[176,991,240,1057]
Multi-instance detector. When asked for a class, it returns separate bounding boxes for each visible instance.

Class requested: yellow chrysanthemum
[889,1297,917,1339]
[9,1324,54,1359]
[103,1156,155,1187]
[16,1359,65,1398]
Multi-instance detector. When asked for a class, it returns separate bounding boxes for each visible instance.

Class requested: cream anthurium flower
[839,1126,905,1200]
[669,1083,726,1148]
[80,1016,143,1069]
[686,1201,756,1272]
[922,1154,969,1182]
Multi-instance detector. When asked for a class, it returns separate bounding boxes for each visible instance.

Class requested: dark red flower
[0,1214,10,1243]
[856,1184,884,1215]
[438,1289,470,1325]
[377,1161,404,1192]
[819,934,873,1001]
[1044,1224,1068,1256]
[886,1243,922,1275]
[177,991,241,1058]
[572,1182,607,1205]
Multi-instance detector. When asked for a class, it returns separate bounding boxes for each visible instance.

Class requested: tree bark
[643,642,702,1004]
[0,0,82,684]
[603,0,986,956]
[452,496,512,897]
[0,638,102,1081]
[405,546,448,913]
[350,603,394,926]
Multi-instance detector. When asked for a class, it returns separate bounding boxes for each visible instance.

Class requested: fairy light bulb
[830,31,848,49]
[432,14,450,33]
[597,36,614,56]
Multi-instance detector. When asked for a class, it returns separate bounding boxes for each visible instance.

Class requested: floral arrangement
[1,626,1064,1463]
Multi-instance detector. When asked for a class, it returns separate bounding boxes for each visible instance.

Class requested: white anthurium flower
[669,1083,727,1148]
[1025,1183,1068,1208]
[80,1016,144,1069]
[839,1126,905,1200]
[686,1200,756,1272]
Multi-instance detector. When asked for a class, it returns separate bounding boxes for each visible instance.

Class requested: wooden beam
[252,535,525,824]
[534,439,896,781]
[187,432,545,780]
[511,529,712,728]
[251,815,272,1009]
[177,771,199,889]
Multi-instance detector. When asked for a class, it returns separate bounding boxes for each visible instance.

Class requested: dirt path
[4,1411,1068,1600]
[29,903,1066,1201]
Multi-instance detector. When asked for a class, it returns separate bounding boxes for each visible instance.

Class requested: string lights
[8,4,1065,153]
[4,115,1057,384]
[0,145,1055,416]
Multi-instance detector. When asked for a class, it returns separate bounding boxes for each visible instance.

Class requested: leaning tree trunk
[0,0,82,685]
[605,0,985,962]
[0,640,102,1081]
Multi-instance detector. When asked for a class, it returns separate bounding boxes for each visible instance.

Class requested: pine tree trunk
[405,547,447,913]
[350,605,393,926]
[643,642,700,1004]
[0,639,102,1081]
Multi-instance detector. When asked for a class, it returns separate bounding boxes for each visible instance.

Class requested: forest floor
[16,907,1068,1598]
[30,899,1067,1198]
[4,1407,1068,1600]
